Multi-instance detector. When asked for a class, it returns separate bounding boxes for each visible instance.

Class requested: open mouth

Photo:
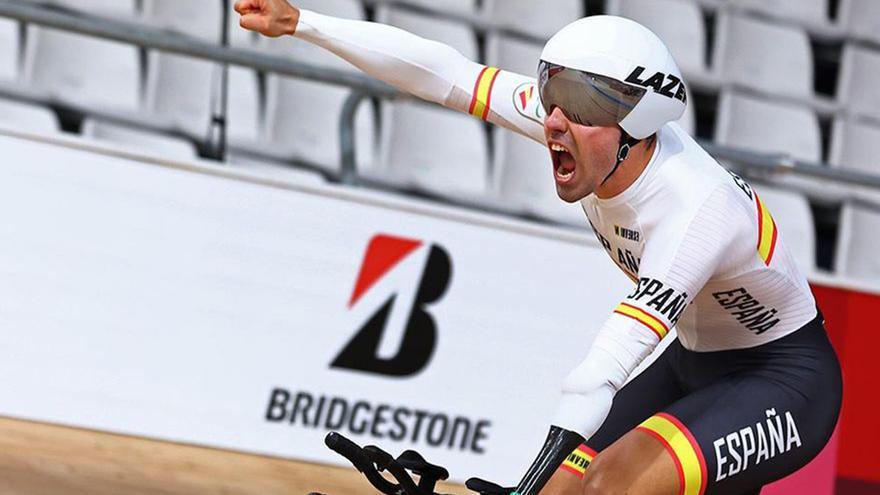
[550,143,576,184]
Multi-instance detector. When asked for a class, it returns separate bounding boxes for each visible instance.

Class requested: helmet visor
[538,61,647,127]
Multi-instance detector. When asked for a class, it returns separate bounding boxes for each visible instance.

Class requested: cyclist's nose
[544,106,569,136]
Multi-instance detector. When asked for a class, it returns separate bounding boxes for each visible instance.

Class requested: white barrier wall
[0,132,636,484]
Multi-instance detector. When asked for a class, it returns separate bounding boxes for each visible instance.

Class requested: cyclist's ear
[465,477,515,495]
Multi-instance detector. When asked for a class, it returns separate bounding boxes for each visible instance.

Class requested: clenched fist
[234,0,300,37]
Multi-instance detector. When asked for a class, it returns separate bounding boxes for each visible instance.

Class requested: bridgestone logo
[333,234,452,377]
[265,388,492,453]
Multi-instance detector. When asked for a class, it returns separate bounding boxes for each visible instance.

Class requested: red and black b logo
[332,234,452,377]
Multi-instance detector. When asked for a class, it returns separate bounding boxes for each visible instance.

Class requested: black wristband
[513,425,586,495]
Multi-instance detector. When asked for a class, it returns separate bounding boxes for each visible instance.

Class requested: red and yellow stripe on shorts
[613,302,670,340]
[754,193,778,266]
[560,444,597,478]
[637,413,708,495]
[468,66,501,121]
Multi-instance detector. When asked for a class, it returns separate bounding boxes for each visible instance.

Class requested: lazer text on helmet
[624,66,687,104]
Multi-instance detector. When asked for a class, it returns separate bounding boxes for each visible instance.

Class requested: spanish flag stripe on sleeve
[755,194,778,266]
[614,303,669,340]
[468,66,501,120]
[637,413,707,495]
[468,67,488,116]
[560,444,597,478]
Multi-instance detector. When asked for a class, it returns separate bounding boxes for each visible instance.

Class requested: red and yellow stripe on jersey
[468,66,501,121]
[637,413,707,495]
[560,444,597,478]
[614,302,670,340]
[754,193,778,266]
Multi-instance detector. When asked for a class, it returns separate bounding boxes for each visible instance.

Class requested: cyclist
[235,1,843,494]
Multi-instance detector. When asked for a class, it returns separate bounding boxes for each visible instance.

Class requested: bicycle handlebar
[324,431,492,495]
[362,445,426,495]
[324,432,401,495]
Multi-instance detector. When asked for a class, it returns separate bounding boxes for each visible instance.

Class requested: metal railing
[1,0,879,218]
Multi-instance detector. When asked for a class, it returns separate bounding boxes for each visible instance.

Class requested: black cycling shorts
[564,311,842,495]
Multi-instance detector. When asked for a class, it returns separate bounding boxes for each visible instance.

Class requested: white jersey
[291,9,818,439]
[580,123,816,352]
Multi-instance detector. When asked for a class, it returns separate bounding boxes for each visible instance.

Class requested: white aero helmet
[538,15,687,141]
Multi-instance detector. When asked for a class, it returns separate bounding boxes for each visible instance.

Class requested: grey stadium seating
[374,5,489,198]
[713,13,814,99]
[605,0,710,81]
[838,0,880,45]
[482,0,585,41]
[0,18,18,82]
[81,119,199,161]
[837,43,880,123]
[260,0,376,175]
[835,204,880,284]
[728,0,831,30]
[0,98,60,133]
[0,0,877,279]
[23,26,141,112]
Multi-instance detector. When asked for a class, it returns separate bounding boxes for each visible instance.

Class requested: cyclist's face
[543,106,621,202]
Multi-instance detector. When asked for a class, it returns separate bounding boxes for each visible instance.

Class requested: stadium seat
[485,33,540,77]
[837,44,880,122]
[41,0,135,17]
[81,119,198,161]
[728,0,830,28]
[752,184,817,273]
[398,0,477,15]
[0,98,60,132]
[829,118,880,174]
[227,66,261,146]
[677,97,696,136]
[835,204,880,283]
[378,100,489,196]
[261,0,376,174]
[481,0,584,40]
[142,0,222,43]
[144,52,221,137]
[264,78,376,173]
[141,0,227,137]
[713,13,813,99]
[373,6,488,197]
[828,118,880,208]
[605,0,709,78]
[714,91,821,163]
[23,27,140,112]
[0,18,18,82]
[377,5,476,57]
[838,0,880,45]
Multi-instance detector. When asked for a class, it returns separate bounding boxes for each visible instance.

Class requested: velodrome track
[0,417,471,495]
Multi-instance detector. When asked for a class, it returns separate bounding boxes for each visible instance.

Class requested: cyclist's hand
[234,0,300,37]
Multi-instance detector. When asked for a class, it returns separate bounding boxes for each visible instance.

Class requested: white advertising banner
[0,133,636,484]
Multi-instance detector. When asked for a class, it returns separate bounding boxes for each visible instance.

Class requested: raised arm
[235,0,547,144]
